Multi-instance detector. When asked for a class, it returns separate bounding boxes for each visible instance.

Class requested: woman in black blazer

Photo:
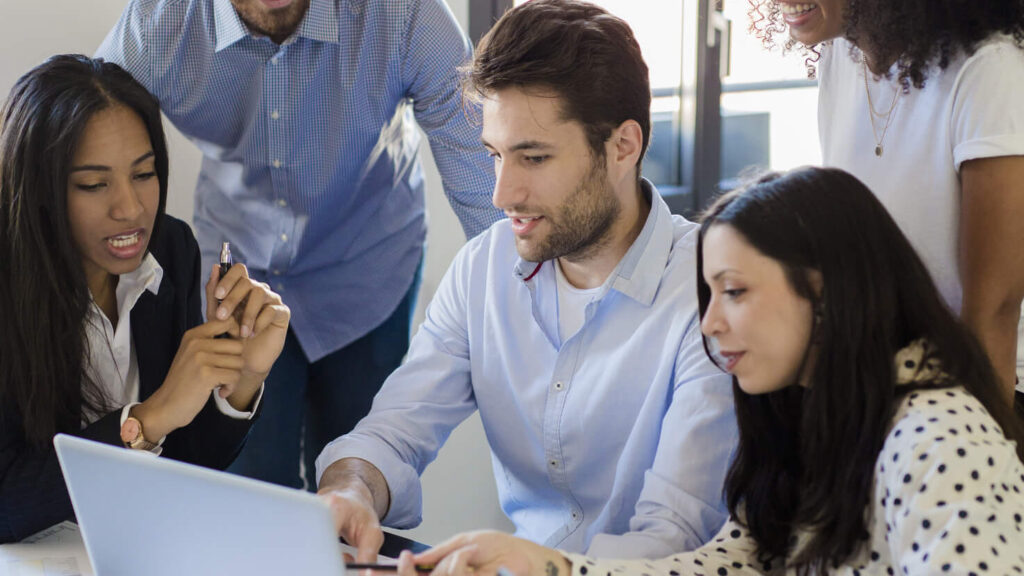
[0,55,290,542]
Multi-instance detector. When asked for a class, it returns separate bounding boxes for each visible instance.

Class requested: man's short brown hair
[467,0,651,168]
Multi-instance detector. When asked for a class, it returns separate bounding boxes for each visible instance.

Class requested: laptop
[54,434,347,576]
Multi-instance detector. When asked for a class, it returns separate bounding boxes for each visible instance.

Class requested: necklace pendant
[875,145,883,157]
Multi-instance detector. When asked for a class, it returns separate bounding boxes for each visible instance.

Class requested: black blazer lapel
[131,277,178,400]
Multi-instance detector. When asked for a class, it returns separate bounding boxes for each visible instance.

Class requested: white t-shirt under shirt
[554,259,603,344]
[818,35,1024,392]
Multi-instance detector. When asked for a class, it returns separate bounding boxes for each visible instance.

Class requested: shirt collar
[214,0,339,52]
[295,0,339,44]
[513,179,674,307]
[86,252,164,329]
[214,0,249,52]
[117,252,165,303]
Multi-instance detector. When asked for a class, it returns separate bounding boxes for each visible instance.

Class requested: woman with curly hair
[749,0,1024,410]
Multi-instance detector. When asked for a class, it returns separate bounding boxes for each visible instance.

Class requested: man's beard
[230,0,309,42]
[515,157,621,263]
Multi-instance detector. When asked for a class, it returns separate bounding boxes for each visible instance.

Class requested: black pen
[345,564,434,573]
[215,241,232,339]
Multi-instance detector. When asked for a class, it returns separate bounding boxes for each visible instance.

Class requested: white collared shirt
[82,253,261,453]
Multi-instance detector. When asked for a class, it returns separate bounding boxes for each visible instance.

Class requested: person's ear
[808,269,825,325]
[808,269,824,299]
[607,119,643,180]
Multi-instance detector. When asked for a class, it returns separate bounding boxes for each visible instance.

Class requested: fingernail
[215,288,226,299]
[216,306,228,320]
[240,325,250,338]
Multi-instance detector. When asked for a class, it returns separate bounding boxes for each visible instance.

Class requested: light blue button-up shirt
[96,0,501,361]
[317,182,738,558]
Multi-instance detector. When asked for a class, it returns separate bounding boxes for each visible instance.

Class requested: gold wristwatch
[120,416,158,451]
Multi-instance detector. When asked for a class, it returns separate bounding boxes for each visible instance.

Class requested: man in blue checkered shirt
[96,0,502,490]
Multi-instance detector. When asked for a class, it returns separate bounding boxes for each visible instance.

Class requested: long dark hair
[695,167,1024,572]
[0,54,169,449]
[748,0,1024,88]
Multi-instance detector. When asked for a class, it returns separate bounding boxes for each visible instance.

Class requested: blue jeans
[227,268,420,490]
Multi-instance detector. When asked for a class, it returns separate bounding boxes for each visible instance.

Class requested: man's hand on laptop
[317,457,391,563]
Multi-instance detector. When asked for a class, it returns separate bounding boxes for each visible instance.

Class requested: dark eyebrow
[711,269,738,281]
[132,151,156,166]
[480,139,555,153]
[69,150,155,173]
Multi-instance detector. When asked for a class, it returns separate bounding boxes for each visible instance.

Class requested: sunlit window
[720,0,820,177]
[510,0,821,205]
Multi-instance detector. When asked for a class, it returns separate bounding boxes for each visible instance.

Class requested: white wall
[0,0,510,545]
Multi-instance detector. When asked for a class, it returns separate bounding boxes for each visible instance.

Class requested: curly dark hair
[748,0,1024,88]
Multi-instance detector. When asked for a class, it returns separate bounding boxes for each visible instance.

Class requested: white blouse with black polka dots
[563,386,1024,575]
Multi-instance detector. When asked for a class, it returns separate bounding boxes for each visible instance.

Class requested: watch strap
[120,416,158,451]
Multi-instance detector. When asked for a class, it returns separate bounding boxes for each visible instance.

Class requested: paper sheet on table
[0,522,93,576]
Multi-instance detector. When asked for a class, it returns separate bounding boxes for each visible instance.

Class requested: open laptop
[54,434,347,576]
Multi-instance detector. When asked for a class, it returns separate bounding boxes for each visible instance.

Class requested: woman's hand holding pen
[131,264,289,439]
[131,317,246,441]
[206,262,290,410]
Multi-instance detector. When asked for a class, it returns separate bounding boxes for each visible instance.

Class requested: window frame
[467,0,813,217]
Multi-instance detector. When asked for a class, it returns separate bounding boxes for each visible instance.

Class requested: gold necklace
[862,60,901,157]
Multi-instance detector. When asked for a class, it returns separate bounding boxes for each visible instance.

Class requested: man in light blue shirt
[95,0,501,489]
[316,0,737,561]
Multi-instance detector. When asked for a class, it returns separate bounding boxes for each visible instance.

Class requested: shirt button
[553,381,564,391]
[571,511,579,520]
[271,110,280,120]
[276,283,284,291]
[549,459,558,468]
[280,233,288,242]
[277,198,288,207]
[270,56,279,65]
[272,269,281,276]
[272,159,282,169]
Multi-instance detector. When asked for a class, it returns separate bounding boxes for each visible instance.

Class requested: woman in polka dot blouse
[391,167,1024,576]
